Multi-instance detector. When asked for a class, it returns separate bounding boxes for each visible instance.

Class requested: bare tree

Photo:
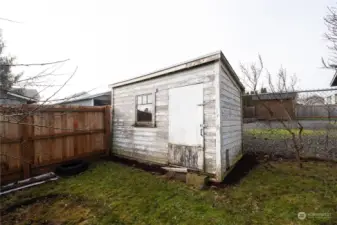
[0,30,91,168]
[323,5,337,68]
[241,55,304,168]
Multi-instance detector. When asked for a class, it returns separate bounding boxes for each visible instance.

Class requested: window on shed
[136,93,153,123]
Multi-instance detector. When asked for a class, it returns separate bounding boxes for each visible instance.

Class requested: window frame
[134,90,156,128]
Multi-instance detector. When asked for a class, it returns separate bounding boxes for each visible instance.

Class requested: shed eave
[219,52,245,91]
[108,51,245,92]
[109,51,223,89]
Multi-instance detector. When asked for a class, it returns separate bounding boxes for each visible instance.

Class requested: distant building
[0,88,40,104]
[251,92,298,120]
[300,95,325,105]
[325,93,337,104]
[59,91,111,106]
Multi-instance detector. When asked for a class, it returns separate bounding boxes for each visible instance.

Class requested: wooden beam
[104,106,111,156]
[30,107,106,112]
[152,89,157,127]
[0,129,104,144]
[162,167,188,173]
[215,63,223,181]
[20,105,31,179]
[0,106,106,113]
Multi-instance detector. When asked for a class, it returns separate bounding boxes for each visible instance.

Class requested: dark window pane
[137,104,152,122]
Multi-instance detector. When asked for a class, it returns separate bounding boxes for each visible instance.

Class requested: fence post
[20,105,31,179]
[104,106,111,156]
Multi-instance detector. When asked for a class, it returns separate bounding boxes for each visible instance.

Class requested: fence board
[296,104,337,118]
[0,105,111,184]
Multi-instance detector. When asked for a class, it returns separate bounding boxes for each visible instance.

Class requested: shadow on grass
[1,193,66,215]
[105,155,167,175]
[222,153,259,185]
[105,154,260,188]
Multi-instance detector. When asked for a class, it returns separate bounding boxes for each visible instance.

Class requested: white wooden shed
[109,51,245,181]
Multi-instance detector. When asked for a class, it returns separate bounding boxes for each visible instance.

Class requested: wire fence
[242,87,337,162]
[296,88,337,119]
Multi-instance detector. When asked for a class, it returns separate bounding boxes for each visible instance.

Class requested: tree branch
[2,59,70,67]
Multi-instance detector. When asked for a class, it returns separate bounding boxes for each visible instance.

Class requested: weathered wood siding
[112,62,218,174]
[219,64,243,175]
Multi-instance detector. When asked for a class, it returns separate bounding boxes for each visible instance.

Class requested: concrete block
[186,173,209,189]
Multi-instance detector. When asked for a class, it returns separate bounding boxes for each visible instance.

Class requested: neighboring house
[0,88,40,104]
[109,51,245,182]
[59,91,111,106]
[325,93,337,104]
[251,92,297,120]
[301,95,325,105]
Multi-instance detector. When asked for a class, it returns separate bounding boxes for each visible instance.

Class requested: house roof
[7,88,40,101]
[251,92,297,100]
[108,51,245,91]
[59,91,110,104]
[331,71,337,86]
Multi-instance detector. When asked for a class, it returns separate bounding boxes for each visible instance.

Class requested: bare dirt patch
[1,194,93,225]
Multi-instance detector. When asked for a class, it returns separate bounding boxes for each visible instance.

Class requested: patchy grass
[1,160,337,225]
[244,128,336,139]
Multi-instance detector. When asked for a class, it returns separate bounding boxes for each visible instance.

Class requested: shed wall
[219,64,243,177]
[112,62,218,174]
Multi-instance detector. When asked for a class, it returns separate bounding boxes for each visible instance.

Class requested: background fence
[243,88,337,120]
[296,88,337,119]
[296,104,337,118]
[242,88,337,161]
[0,105,111,184]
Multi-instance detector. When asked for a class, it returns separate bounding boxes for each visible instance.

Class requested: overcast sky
[1,0,336,99]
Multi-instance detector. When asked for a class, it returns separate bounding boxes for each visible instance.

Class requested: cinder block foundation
[186,173,209,188]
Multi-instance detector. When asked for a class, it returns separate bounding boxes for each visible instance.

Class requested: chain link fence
[243,88,337,161]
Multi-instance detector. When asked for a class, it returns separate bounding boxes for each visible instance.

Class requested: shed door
[168,84,204,170]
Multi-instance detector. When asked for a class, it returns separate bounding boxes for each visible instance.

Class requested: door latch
[200,124,206,136]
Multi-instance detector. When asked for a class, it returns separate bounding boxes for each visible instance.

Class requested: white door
[168,83,204,169]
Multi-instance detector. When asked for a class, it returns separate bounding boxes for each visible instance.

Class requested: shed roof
[109,51,244,91]
[7,88,40,101]
[59,91,110,104]
[251,92,297,100]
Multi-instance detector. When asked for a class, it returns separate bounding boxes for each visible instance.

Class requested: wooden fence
[0,105,111,184]
[243,106,256,118]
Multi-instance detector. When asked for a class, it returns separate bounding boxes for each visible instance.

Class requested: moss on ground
[1,160,336,225]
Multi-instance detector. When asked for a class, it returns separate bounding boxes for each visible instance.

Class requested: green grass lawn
[244,128,337,139]
[1,160,336,225]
